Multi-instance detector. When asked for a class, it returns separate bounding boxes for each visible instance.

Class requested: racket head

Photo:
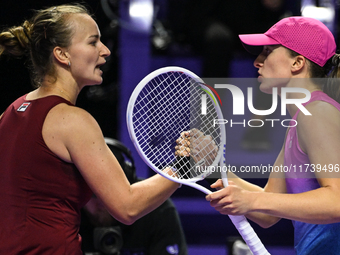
[127,66,226,185]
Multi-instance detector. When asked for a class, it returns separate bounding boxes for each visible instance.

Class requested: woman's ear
[53,46,69,66]
[291,55,306,73]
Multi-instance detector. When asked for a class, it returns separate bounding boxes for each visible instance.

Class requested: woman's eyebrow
[88,34,100,39]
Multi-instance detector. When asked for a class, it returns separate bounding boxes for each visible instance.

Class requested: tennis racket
[126,66,270,255]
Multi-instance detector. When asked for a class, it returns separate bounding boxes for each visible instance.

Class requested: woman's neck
[27,78,79,105]
[283,78,322,117]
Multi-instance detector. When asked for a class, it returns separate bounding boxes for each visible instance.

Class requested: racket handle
[229,215,270,255]
[220,172,270,255]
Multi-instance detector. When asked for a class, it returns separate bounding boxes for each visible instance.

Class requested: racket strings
[177,104,221,179]
[134,73,191,161]
[134,72,191,140]
[132,72,222,181]
[133,73,189,127]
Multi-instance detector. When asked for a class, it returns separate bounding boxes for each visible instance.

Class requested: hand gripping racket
[126,66,270,255]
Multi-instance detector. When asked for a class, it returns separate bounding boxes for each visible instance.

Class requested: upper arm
[43,104,131,220]
[63,109,128,191]
[297,101,340,185]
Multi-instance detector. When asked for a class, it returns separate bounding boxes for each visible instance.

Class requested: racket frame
[127,66,226,192]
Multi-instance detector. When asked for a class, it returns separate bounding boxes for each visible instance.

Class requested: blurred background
[0,0,339,254]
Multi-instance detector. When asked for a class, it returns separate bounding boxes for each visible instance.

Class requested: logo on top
[17,102,31,112]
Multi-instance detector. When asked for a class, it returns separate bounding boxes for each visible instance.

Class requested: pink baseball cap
[239,16,336,67]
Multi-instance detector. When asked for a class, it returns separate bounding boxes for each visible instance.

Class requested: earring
[68,61,71,67]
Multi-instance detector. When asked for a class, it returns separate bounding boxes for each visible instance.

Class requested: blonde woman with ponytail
[0,4,179,254]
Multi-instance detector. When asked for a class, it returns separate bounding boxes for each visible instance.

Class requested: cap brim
[238,34,279,55]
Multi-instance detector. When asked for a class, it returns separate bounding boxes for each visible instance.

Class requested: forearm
[126,170,179,223]
[234,180,282,227]
[242,148,287,227]
[252,186,340,224]
[228,171,264,192]
[215,172,281,227]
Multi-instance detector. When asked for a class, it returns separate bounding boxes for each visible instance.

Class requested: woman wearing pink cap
[184,16,340,254]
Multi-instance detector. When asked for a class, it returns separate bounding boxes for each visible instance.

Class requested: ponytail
[323,53,340,103]
[0,4,90,87]
[0,20,32,57]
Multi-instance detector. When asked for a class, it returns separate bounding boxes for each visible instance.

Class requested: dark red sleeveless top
[0,95,92,254]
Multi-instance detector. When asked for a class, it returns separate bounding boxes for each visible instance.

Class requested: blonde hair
[0,4,90,87]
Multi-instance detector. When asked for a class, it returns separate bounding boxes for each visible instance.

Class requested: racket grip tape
[229,215,271,255]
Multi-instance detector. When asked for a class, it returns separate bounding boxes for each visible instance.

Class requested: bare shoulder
[45,103,101,137]
[48,103,97,124]
[297,100,340,129]
[43,103,104,162]
[297,100,340,153]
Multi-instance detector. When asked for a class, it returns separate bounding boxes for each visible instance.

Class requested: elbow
[248,215,281,229]
[259,216,280,228]
[112,208,140,225]
[113,214,136,225]
[118,216,137,225]
[258,221,276,229]
[123,207,143,225]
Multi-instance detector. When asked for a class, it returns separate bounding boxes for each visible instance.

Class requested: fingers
[174,145,190,157]
[180,131,190,139]
[205,183,251,216]
[205,188,235,215]
[175,129,218,164]
[190,128,204,138]
[205,181,235,201]
[175,132,191,157]
[206,188,227,202]
[179,129,205,140]
[176,137,190,146]
[210,179,223,189]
